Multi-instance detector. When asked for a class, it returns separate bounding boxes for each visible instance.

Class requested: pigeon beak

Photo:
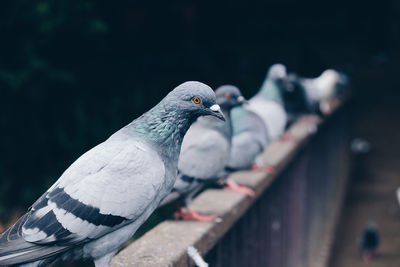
[209,104,225,121]
[237,96,248,105]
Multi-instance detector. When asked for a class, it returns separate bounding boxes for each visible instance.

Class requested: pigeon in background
[0,81,224,267]
[227,64,291,173]
[396,188,400,208]
[351,138,371,155]
[280,73,317,124]
[160,85,249,221]
[246,63,288,140]
[358,222,380,263]
[296,69,349,115]
[227,104,271,173]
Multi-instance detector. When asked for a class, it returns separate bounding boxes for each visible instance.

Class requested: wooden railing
[111,103,351,267]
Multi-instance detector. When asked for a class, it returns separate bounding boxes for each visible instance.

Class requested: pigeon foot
[251,164,275,174]
[362,253,372,264]
[362,252,373,264]
[175,208,216,221]
[224,179,255,197]
[277,133,297,143]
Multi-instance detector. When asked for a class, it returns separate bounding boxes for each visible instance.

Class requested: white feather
[187,246,208,267]
[22,228,48,242]
[247,99,287,140]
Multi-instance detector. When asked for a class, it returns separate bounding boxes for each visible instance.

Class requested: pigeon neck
[257,79,283,104]
[221,106,231,121]
[197,107,232,138]
[220,107,233,138]
[130,103,194,160]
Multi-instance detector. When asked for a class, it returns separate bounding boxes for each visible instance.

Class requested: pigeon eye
[224,93,231,99]
[192,97,201,104]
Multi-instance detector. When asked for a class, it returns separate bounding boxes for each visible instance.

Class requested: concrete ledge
[112,109,340,267]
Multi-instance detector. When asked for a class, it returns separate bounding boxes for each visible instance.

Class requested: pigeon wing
[0,138,165,265]
[178,127,230,180]
[228,132,264,170]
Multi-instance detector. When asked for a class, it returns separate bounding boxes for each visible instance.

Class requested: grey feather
[161,85,245,207]
[246,64,288,140]
[227,107,269,170]
[227,64,289,171]
[178,124,230,179]
[0,81,222,267]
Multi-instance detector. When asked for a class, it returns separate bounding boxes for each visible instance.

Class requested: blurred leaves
[0,0,115,220]
[88,19,109,34]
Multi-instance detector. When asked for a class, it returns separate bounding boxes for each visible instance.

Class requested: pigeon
[0,81,224,267]
[227,64,290,173]
[160,85,249,221]
[279,73,317,124]
[246,63,288,140]
[358,222,380,263]
[226,105,270,173]
[351,138,371,155]
[396,187,400,208]
[296,69,349,115]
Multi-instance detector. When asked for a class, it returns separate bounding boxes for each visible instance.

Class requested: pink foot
[321,99,341,115]
[362,253,372,264]
[224,179,255,197]
[277,133,297,143]
[251,164,275,174]
[174,207,216,221]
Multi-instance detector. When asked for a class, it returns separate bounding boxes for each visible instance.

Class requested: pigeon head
[366,221,377,231]
[165,81,225,122]
[267,63,287,80]
[257,63,288,103]
[130,81,224,158]
[280,73,311,114]
[317,69,341,85]
[215,85,246,111]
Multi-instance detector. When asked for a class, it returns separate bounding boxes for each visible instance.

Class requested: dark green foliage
[0,0,137,219]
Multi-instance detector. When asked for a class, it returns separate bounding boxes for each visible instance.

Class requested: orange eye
[193,97,201,104]
[224,93,231,98]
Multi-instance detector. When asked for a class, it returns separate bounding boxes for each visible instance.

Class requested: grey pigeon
[358,222,379,263]
[160,85,247,221]
[226,105,270,172]
[397,188,400,207]
[227,64,289,173]
[0,81,224,267]
[246,64,288,140]
[350,138,371,155]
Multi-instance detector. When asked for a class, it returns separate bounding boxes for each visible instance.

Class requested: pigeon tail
[0,214,69,266]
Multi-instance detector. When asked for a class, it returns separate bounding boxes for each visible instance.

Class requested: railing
[111,103,351,267]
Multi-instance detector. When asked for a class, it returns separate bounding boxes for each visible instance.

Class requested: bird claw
[224,179,255,197]
[251,164,275,174]
[362,253,372,264]
[174,208,216,222]
[321,99,341,115]
[277,133,297,143]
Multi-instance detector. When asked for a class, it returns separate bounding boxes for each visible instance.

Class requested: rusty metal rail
[111,104,351,267]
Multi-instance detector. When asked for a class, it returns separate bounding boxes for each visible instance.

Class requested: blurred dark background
[0,0,399,222]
